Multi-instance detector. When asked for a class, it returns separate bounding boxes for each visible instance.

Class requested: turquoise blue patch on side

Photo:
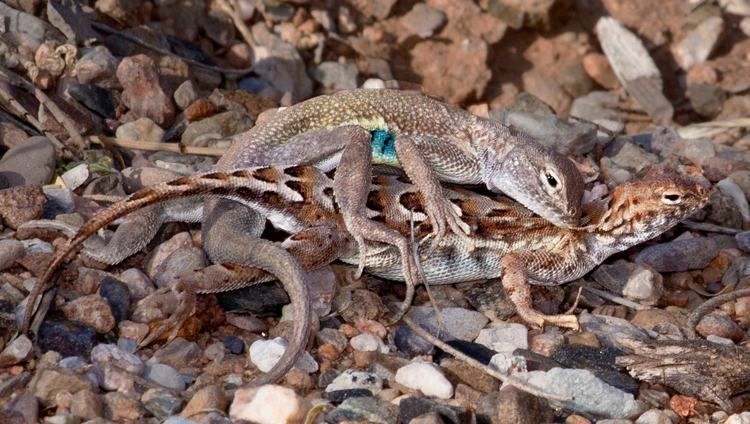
[370,129,399,165]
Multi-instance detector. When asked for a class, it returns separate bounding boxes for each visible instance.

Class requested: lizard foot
[423,195,472,257]
[137,282,197,348]
[520,310,580,331]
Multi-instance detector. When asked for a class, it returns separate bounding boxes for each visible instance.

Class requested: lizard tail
[20,169,275,334]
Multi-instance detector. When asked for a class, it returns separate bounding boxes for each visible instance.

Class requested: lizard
[19,164,708,387]
[78,89,585,321]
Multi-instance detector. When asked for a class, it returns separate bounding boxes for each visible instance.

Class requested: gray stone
[717,178,750,224]
[0,239,24,270]
[310,61,359,92]
[117,268,155,300]
[151,338,201,368]
[401,4,446,38]
[173,80,199,110]
[250,24,312,104]
[181,110,253,148]
[115,117,165,145]
[675,137,716,165]
[61,163,90,191]
[0,136,56,188]
[326,395,398,424]
[91,343,144,374]
[407,306,489,342]
[475,323,528,353]
[673,16,724,70]
[636,408,677,424]
[570,91,625,133]
[579,312,650,349]
[0,2,61,51]
[142,388,185,419]
[144,363,185,391]
[523,368,643,419]
[315,328,348,353]
[607,141,659,173]
[490,109,598,155]
[736,231,750,252]
[74,46,119,86]
[0,335,32,366]
[46,0,99,44]
[592,260,663,306]
[687,83,726,118]
[635,237,719,273]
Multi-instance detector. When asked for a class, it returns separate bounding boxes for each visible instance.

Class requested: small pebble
[141,388,183,419]
[394,360,454,399]
[91,344,144,374]
[143,363,186,391]
[229,385,309,424]
[475,323,529,353]
[325,369,383,394]
[223,336,244,354]
[0,335,32,366]
[249,337,319,373]
[350,332,388,353]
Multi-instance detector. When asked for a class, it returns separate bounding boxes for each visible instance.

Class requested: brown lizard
[81,90,585,320]
[20,165,707,386]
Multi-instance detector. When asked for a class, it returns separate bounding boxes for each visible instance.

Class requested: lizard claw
[424,197,470,257]
[353,234,368,280]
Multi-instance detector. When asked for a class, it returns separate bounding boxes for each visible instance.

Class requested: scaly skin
[21,166,707,386]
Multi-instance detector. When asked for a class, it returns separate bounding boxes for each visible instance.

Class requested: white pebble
[230,384,309,424]
[394,360,453,399]
[249,337,318,373]
[475,323,528,353]
[726,412,750,424]
[350,333,387,353]
[325,369,383,394]
[489,352,527,374]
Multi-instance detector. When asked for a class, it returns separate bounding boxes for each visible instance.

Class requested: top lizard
[222,88,584,228]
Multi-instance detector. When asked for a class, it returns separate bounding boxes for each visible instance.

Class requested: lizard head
[592,167,709,245]
[480,127,584,228]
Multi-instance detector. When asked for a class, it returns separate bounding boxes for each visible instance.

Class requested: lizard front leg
[500,253,580,330]
[394,135,472,254]
[333,128,424,322]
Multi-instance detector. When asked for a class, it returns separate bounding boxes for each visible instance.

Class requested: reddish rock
[0,185,46,229]
[116,54,176,126]
[411,39,491,104]
[582,53,619,89]
[696,311,744,342]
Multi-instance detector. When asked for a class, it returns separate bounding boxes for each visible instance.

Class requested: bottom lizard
[19,165,708,385]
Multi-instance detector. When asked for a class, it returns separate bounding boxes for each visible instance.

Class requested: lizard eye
[542,170,560,191]
[662,192,682,205]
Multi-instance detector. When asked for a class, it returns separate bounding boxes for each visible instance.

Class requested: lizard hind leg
[500,254,580,330]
